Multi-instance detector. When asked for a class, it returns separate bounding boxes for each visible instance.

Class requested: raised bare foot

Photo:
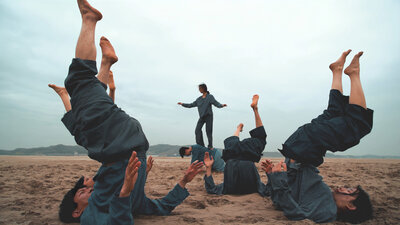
[78,0,102,21]
[329,49,351,72]
[251,94,259,109]
[48,84,68,97]
[344,51,363,76]
[100,36,118,64]
[237,123,244,132]
[108,70,115,90]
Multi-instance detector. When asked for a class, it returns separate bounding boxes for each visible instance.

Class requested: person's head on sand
[179,146,192,158]
[333,185,373,223]
[198,83,209,94]
[59,176,94,223]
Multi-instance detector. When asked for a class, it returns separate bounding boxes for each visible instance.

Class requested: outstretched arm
[178,160,204,188]
[178,100,197,108]
[203,152,224,195]
[107,151,141,225]
[210,95,226,108]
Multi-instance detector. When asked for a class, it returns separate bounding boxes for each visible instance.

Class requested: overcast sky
[0,0,399,156]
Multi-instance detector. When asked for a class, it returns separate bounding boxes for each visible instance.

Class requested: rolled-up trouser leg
[222,126,267,162]
[63,58,149,163]
[313,89,349,122]
[195,117,206,147]
[280,104,373,167]
[61,111,77,136]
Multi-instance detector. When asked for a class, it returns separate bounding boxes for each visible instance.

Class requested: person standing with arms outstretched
[178,83,227,149]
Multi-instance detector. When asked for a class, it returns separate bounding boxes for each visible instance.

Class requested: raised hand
[203,152,214,168]
[179,160,204,188]
[261,159,274,174]
[271,160,287,174]
[120,151,141,197]
[146,156,154,175]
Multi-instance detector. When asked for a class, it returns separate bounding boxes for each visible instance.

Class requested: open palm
[204,152,214,168]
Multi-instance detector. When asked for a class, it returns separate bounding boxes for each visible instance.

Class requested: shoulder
[192,144,203,150]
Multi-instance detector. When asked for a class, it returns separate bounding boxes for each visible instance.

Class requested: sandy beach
[0,156,399,225]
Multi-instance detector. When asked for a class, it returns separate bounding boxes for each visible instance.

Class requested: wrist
[178,179,187,188]
[119,188,130,198]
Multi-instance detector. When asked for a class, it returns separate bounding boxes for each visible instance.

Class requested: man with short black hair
[179,144,225,172]
[261,50,373,223]
[53,1,204,224]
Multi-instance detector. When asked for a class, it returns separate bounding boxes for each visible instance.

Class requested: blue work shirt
[80,158,190,225]
[267,160,337,223]
[190,144,225,172]
[182,93,223,117]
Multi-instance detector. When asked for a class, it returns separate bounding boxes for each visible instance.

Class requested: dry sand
[0,156,399,225]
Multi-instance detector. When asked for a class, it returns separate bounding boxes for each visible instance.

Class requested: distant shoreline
[1,144,399,159]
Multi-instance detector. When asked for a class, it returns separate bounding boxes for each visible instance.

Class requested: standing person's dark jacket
[182,94,223,117]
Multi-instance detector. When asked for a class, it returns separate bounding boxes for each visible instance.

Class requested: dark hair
[337,185,373,224]
[199,83,210,94]
[74,176,85,189]
[59,177,85,223]
[179,147,190,158]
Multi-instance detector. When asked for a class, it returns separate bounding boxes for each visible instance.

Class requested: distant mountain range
[0,144,399,159]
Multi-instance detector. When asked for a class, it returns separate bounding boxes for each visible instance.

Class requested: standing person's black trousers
[63,58,149,163]
[195,114,213,148]
[280,89,373,167]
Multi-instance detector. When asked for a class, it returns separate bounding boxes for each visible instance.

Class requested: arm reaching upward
[107,151,141,225]
[203,152,223,194]
[146,156,154,177]
[178,160,204,188]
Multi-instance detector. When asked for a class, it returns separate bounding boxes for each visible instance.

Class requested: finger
[129,151,137,164]
[195,161,204,168]
[130,167,139,177]
[282,163,287,171]
[129,160,140,174]
[195,163,204,170]
[204,152,209,160]
[210,155,214,161]
[129,157,139,169]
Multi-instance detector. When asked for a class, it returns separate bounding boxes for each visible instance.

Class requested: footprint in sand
[206,198,231,206]
[186,199,206,209]
[182,216,203,223]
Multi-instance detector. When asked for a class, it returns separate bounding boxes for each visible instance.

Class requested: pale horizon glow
[0,0,399,156]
